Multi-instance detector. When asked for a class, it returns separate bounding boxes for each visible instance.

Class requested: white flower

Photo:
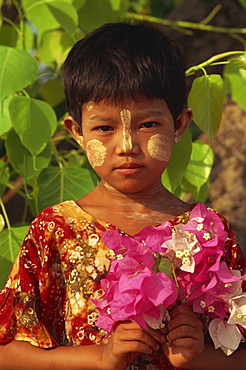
[209,318,243,356]
[228,292,246,329]
[162,224,200,273]
[143,306,170,330]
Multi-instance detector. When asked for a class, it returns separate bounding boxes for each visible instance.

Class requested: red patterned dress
[0,201,245,369]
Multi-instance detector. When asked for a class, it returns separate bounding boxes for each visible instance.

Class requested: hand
[101,320,166,370]
[162,304,204,369]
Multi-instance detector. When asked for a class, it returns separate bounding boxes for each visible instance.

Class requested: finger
[169,304,197,319]
[115,321,166,345]
[145,326,166,344]
[163,336,204,354]
[113,323,161,352]
[167,323,204,343]
[167,315,202,332]
[167,302,177,311]
[114,340,154,356]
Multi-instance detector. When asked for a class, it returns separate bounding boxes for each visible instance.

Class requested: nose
[115,130,140,155]
[122,125,132,153]
[116,109,139,155]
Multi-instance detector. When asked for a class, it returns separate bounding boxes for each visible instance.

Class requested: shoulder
[30,201,89,230]
[28,200,115,244]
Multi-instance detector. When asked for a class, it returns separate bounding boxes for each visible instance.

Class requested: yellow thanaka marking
[147,134,172,162]
[86,139,106,168]
[87,103,94,112]
[120,109,132,152]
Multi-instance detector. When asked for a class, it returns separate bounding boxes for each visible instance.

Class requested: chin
[113,184,150,194]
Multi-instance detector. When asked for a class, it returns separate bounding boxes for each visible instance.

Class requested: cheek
[147,134,172,162]
[86,139,107,168]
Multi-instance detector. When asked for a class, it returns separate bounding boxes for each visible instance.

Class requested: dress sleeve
[0,213,65,348]
[218,212,246,291]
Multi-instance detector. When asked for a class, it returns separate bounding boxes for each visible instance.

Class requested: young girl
[0,21,245,370]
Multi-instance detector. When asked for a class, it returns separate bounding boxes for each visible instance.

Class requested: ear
[174,108,192,143]
[64,115,85,150]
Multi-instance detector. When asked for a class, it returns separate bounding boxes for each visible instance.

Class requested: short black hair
[63,20,186,126]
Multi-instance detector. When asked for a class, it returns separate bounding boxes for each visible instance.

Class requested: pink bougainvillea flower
[92,255,177,332]
[102,230,154,269]
[94,202,245,356]
[203,262,242,293]
[183,203,227,251]
[102,229,143,257]
[209,318,243,355]
[219,269,243,300]
[134,222,173,254]
[192,293,228,319]
[180,262,242,317]
[92,299,115,332]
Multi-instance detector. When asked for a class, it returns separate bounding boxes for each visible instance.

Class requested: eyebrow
[133,109,165,119]
[87,115,116,123]
[88,109,165,122]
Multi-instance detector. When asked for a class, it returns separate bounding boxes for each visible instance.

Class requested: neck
[99,180,179,212]
[78,180,189,235]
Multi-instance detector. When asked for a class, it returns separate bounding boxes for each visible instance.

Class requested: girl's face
[64,96,191,194]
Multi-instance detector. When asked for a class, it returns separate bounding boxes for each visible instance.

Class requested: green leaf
[39,78,65,107]
[9,96,57,157]
[182,178,210,204]
[16,22,34,51]
[6,129,51,181]
[182,140,213,200]
[229,53,246,70]
[0,23,34,51]
[109,0,122,11]
[37,30,79,65]
[0,25,18,47]
[0,46,39,101]
[0,96,13,135]
[0,226,29,289]
[159,258,173,280]
[78,0,128,33]
[35,163,98,213]
[162,129,192,193]
[72,0,86,10]
[238,0,246,10]
[22,0,78,38]
[224,64,246,111]
[188,74,225,142]
[0,160,10,197]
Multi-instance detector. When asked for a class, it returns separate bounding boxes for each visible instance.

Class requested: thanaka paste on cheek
[147,134,172,162]
[86,139,106,168]
[120,109,132,152]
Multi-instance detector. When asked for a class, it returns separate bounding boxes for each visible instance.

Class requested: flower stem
[171,262,184,304]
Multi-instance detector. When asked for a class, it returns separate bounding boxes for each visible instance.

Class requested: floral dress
[0,201,245,369]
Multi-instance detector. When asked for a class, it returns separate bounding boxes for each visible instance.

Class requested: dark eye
[95,125,113,132]
[140,122,157,129]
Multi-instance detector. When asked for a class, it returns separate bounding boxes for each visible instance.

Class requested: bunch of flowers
[91,203,246,355]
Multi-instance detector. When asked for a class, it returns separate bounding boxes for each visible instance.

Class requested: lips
[114,162,144,175]
[116,162,142,170]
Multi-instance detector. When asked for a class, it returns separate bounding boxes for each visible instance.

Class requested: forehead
[81,96,172,121]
